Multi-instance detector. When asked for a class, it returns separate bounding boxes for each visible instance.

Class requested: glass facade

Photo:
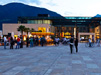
[27,20,51,24]
[18,16,101,38]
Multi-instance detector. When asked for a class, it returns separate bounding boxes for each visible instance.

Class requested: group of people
[88,38,100,47]
[4,36,23,49]
[54,37,78,54]
[3,35,47,49]
[69,37,78,54]
[26,36,46,47]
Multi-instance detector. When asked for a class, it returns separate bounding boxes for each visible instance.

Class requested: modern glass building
[18,16,101,41]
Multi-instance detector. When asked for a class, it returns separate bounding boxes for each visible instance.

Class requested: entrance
[78,33,95,42]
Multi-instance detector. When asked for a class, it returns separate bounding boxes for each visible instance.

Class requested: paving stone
[2,66,26,75]
[72,60,82,64]
[82,56,93,61]
[87,72,101,75]
[87,64,99,69]
[0,43,100,75]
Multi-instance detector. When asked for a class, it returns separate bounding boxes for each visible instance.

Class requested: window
[37,20,42,24]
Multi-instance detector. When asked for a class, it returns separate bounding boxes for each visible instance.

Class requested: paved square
[0,43,101,75]
[87,64,99,69]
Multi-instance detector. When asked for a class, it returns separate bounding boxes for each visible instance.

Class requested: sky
[0,0,101,17]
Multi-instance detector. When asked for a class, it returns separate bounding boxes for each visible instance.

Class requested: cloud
[25,0,41,5]
[1,0,101,16]
[64,12,73,15]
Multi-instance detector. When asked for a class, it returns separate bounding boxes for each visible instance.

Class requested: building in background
[0,30,2,41]
[2,14,101,42]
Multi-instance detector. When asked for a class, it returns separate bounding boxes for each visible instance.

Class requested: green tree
[17,25,25,35]
[38,30,42,32]
[24,27,30,35]
[30,28,35,33]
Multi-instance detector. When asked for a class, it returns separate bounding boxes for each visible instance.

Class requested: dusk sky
[0,0,101,16]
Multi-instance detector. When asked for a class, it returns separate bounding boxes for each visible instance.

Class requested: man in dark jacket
[26,36,29,47]
[40,36,46,47]
[75,38,78,53]
[69,37,74,54]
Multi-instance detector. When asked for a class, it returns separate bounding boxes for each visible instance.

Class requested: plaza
[0,43,101,75]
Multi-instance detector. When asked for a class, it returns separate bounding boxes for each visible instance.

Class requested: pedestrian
[17,36,20,49]
[36,37,39,46]
[8,36,11,47]
[33,37,35,46]
[20,36,23,48]
[14,37,17,49]
[89,38,91,47]
[69,37,74,54]
[97,38,100,47]
[26,36,29,47]
[4,36,7,49]
[29,37,33,47]
[10,36,14,49]
[40,36,46,47]
[55,37,60,46]
[74,38,78,53]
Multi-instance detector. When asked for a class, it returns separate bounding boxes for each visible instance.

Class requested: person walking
[40,36,46,47]
[29,37,33,47]
[10,36,14,49]
[20,36,23,48]
[36,37,39,46]
[26,36,29,47]
[4,36,7,49]
[89,38,91,47]
[55,37,60,46]
[69,37,74,54]
[33,37,35,46]
[75,38,78,53]
[97,38,100,47]
[8,36,11,48]
[14,37,17,49]
[17,36,20,49]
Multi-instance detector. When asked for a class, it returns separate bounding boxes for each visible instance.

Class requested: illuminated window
[37,20,42,24]
[34,20,37,24]
[38,27,46,32]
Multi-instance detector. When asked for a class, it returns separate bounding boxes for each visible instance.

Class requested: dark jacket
[70,38,74,43]
[75,39,78,46]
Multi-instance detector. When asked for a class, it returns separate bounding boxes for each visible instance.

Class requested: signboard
[38,27,46,32]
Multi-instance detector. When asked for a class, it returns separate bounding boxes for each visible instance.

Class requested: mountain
[94,14,101,17]
[0,3,62,30]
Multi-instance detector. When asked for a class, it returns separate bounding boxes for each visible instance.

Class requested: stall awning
[31,32,54,35]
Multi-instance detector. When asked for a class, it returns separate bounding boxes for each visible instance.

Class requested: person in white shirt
[97,38,100,46]
[89,38,91,47]
[55,37,60,46]
[4,36,7,49]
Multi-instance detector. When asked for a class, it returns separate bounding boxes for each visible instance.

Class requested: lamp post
[74,20,77,38]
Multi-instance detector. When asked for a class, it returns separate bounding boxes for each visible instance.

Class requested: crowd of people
[87,38,100,47]
[3,36,101,54]
[3,35,47,49]
[54,37,78,54]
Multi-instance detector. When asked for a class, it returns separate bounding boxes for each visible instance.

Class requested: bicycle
[85,42,95,47]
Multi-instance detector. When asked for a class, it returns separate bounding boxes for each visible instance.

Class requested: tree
[38,30,42,32]
[24,27,30,36]
[17,25,25,35]
[30,28,35,33]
